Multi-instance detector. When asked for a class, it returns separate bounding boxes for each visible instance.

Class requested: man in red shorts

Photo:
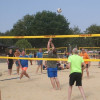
[19,50,30,79]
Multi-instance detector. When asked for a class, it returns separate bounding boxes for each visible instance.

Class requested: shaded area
[0,77,19,81]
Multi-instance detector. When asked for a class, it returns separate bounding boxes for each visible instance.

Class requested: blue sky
[0,0,100,33]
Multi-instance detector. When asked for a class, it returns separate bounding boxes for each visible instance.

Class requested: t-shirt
[80,52,89,64]
[7,53,14,63]
[68,54,84,74]
[29,53,33,58]
[36,52,43,58]
[47,51,57,68]
[19,55,28,67]
[36,52,43,61]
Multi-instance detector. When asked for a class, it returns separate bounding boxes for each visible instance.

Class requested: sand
[0,61,100,100]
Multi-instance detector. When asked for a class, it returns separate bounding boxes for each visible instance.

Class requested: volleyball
[57,8,62,13]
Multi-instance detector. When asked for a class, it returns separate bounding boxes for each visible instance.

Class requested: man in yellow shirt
[80,49,90,78]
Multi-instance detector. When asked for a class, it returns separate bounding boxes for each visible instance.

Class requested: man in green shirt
[67,48,86,100]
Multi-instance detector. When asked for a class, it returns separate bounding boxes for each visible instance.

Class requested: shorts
[37,60,43,65]
[47,67,57,78]
[21,67,28,71]
[8,63,13,69]
[82,64,88,68]
[16,60,19,67]
[86,64,89,68]
[69,72,82,86]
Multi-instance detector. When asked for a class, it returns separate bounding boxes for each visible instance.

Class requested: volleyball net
[0,34,100,39]
[0,34,100,62]
[25,47,67,58]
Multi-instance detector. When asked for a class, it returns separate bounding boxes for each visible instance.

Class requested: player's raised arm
[47,38,52,51]
[50,39,55,50]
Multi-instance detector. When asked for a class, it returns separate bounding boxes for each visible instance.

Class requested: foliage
[15,39,32,50]
[10,11,71,47]
[85,24,100,46]
[0,12,100,49]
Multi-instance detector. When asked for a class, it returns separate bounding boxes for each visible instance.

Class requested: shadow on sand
[0,77,19,81]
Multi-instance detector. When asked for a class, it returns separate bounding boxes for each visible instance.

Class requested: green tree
[85,24,100,46]
[15,39,32,50]
[10,11,71,47]
[0,31,14,46]
[70,26,81,34]
[68,26,85,48]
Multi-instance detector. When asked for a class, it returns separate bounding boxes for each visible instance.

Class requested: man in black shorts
[67,48,86,100]
[7,49,14,75]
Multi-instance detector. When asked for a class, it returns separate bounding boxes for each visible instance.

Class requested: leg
[68,86,73,100]
[8,63,12,75]
[36,65,40,73]
[8,69,10,75]
[54,77,61,90]
[20,70,24,79]
[24,71,30,78]
[86,68,89,78]
[8,69,12,75]
[82,65,85,78]
[78,86,86,100]
[41,64,43,73]
[17,67,20,75]
[10,69,12,75]
[30,60,33,65]
[50,77,56,90]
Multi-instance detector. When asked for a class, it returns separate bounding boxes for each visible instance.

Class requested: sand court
[0,61,100,100]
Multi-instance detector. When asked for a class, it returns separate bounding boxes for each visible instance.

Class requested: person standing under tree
[36,48,43,74]
[7,49,14,75]
[47,38,61,90]
[67,48,86,100]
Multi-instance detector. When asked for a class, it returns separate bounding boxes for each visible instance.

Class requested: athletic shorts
[21,67,28,71]
[82,64,88,68]
[8,63,13,69]
[69,72,82,86]
[86,64,89,68]
[16,60,19,67]
[37,60,43,65]
[47,67,57,78]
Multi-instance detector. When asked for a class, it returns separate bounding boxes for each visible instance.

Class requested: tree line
[0,11,100,50]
